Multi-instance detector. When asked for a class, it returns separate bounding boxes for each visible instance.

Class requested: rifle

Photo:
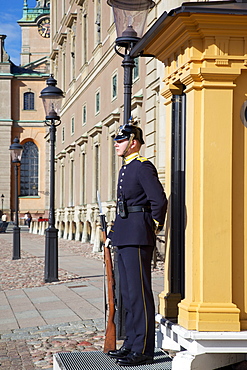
[97,191,116,353]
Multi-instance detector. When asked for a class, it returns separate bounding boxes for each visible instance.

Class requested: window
[95,91,100,114]
[112,74,117,100]
[81,152,86,204]
[111,138,117,200]
[23,92,34,110]
[71,117,75,135]
[133,58,139,81]
[20,141,39,196]
[95,0,101,44]
[62,52,66,91]
[82,105,87,125]
[71,35,76,80]
[70,159,74,206]
[95,144,99,200]
[62,126,65,142]
[83,14,88,64]
[61,164,65,208]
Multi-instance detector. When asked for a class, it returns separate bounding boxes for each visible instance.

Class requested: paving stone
[13,326,39,333]
[0,232,164,369]
[40,331,66,337]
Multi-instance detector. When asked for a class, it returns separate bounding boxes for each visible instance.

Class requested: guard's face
[114,139,129,157]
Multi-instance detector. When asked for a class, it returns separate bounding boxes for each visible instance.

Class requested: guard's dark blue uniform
[108,154,167,358]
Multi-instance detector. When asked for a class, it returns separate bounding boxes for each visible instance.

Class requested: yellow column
[178,71,240,331]
[232,70,247,330]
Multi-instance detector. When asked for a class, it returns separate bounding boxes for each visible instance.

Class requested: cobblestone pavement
[0,234,104,291]
[0,322,106,370]
[0,233,163,369]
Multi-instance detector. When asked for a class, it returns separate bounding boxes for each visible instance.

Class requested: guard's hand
[104,238,111,248]
[153,219,163,235]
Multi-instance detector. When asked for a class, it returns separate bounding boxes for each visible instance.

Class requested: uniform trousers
[117,245,155,357]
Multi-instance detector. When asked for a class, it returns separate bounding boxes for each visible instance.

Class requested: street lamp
[40,75,64,283]
[1,194,4,216]
[9,137,23,260]
[107,0,155,339]
[107,0,155,125]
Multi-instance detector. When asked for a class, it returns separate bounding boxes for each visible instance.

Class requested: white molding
[156,314,247,370]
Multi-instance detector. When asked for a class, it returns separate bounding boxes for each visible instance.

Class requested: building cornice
[56,150,67,159]
[75,134,88,146]
[56,32,67,46]
[18,8,50,24]
[102,112,120,127]
[131,2,247,59]
[64,12,77,28]
[88,124,102,138]
[50,49,59,60]
[65,143,76,153]
[131,95,143,110]
[13,120,45,127]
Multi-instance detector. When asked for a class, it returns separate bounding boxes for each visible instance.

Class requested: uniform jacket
[108,154,167,247]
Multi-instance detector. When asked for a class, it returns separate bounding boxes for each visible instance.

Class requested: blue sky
[0,0,36,65]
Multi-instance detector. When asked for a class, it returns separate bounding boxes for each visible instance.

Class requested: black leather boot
[117,352,153,366]
[107,346,131,359]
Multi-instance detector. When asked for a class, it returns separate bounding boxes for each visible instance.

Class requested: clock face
[38,17,50,38]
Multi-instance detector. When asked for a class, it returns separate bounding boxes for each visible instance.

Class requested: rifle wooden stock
[100,214,116,353]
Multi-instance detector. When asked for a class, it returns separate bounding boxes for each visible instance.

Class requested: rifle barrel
[97,192,116,353]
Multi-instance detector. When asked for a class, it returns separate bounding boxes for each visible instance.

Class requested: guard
[107,120,167,366]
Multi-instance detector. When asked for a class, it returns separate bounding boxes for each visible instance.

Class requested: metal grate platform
[53,349,172,370]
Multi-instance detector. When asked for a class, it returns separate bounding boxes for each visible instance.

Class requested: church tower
[0,0,52,222]
[18,0,50,72]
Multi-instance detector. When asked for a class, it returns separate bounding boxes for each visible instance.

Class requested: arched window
[23,92,35,110]
[20,142,39,196]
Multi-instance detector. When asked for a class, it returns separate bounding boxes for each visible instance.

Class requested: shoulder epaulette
[137,156,148,162]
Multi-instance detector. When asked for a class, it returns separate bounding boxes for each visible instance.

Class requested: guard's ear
[131,139,141,150]
[130,139,137,148]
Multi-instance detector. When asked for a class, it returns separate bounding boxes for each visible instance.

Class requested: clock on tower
[37,17,50,38]
[18,0,50,66]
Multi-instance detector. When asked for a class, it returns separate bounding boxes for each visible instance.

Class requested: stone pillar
[82,221,88,243]
[40,221,46,235]
[90,221,96,245]
[63,221,69,240]
[68,221,73,240]
[93,219,101,252]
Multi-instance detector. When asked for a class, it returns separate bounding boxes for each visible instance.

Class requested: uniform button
[119,186,122,189]
[120,179,123,182]
[124,166,127,169]
[122,173,125,176]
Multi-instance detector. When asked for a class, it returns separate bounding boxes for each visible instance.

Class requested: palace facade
[47,0,168,250]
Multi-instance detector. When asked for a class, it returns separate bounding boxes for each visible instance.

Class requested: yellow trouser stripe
[138,247,148,354]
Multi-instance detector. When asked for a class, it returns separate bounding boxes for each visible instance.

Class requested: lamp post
[9,138,23,260]
[107,0,155,339]
[107,0,154,125]
[1,194,4,216]
[40,75,64,283]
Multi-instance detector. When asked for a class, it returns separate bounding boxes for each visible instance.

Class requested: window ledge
[19,196,41,199]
